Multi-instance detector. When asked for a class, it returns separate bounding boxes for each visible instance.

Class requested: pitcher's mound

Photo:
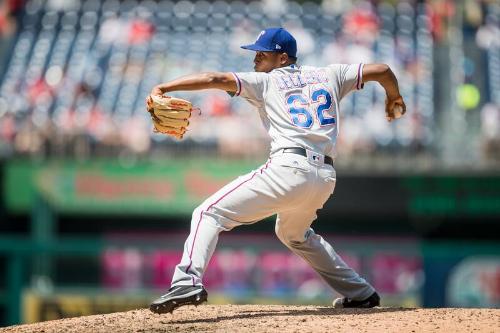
[1,305,498,333]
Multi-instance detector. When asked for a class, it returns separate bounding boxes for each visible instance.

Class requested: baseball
[393,105,404,119]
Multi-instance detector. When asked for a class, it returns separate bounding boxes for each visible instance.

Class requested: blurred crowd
[0,0,499,165]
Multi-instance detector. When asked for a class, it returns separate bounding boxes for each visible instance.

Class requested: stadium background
[0,0,499,327]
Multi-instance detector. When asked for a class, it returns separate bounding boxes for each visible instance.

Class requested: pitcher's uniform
[171,63,375,301]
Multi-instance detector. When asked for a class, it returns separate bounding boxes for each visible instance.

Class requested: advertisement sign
[422,242,500,307]
[5,159,259,215]
[100,245,422,304]
[5,160,500,222]
[23,291,150,324]
[447,256,500,307]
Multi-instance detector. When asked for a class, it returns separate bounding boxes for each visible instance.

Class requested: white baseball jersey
[232,63,364,159]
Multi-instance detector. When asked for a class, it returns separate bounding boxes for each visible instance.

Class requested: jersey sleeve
[327,64,364,101]
[231,72,268,108]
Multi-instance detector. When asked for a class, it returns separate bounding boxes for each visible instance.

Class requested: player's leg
[275,211,376,302]
[274,169,376,304]
[167,153,318,292]
[169,159,283,287]
[151,159,288,313]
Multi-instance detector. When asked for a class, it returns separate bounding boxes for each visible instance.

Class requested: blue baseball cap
[241,27,297,58]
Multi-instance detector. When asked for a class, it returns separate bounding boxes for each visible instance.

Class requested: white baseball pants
[171,150,375,300]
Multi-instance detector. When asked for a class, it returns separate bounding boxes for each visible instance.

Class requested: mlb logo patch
[308,153,323,165]
[275,44,281,50]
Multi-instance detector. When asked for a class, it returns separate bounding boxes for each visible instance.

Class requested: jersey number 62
[286,89,335,128]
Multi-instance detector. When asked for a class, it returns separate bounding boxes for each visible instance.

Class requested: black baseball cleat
[149,285,208,314]
[332,291,380,308]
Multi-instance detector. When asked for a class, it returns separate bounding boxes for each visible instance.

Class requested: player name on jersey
[274,70,329,90]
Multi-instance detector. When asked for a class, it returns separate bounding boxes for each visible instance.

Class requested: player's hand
[385,95,406,122]
[150,86,164,97]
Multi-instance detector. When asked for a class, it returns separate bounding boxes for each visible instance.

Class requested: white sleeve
[327,63,364,101]
[232,72,268,108]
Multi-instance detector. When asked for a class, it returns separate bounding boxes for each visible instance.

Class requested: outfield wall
[4,159,500,235]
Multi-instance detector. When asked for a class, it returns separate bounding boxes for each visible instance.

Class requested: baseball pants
[171,150,375,300]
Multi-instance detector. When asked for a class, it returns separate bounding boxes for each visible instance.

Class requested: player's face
[253,51,282,73]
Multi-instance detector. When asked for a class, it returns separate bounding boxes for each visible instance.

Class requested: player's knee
[274,223,286,243]
[194,205,240,231]
[192,205,203,220]
[189,205,203,228]
[286,235,307,248]
[275,225,306,247]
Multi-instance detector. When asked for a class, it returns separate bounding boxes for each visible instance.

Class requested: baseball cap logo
[257,30,265,41]
[275,44,281,49]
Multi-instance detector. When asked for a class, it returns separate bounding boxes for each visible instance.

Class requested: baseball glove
[146,95,193,139]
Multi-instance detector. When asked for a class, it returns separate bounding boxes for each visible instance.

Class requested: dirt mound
[1,305,498,333]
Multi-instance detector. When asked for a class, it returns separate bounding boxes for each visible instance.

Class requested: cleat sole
[149,289,207,314]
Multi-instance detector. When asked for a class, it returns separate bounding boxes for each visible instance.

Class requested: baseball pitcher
[147,27,406,314]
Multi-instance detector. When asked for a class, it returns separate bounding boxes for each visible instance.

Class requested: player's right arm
[150,72,238,96]
[362,64,406,121]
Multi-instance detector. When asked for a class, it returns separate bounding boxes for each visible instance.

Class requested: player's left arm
[151,72,238,96]
[362,64,406,121]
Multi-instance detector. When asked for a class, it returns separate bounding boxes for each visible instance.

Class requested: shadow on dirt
[169,307,417,324]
